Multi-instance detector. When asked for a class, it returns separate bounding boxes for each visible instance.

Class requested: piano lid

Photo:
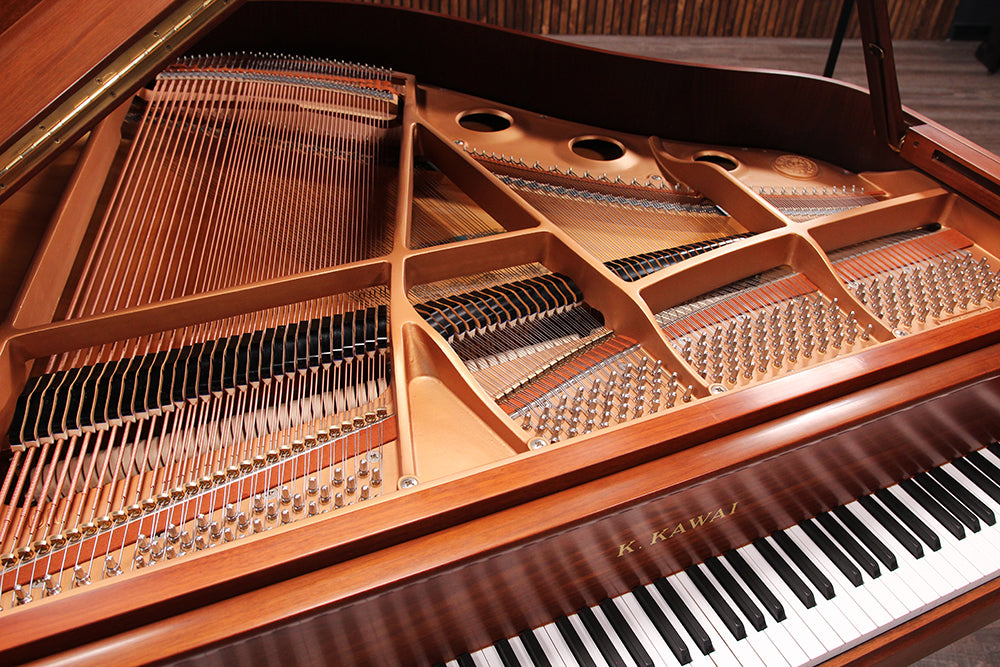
[0,0,238,202]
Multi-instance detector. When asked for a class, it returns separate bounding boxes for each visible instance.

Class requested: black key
[832,505,898,571]
[632,586,692,664]
[987,442,1000,461]
[753,538,816,609]
[801,518,864,586]
[555,616,597,667]
[685,566,746,640]
[953,456,1000,506]
[457,654,476,667]
[815,512,881,579]
[967,450,1000,489]
[493,638,520,667]
[653,577,714,654]
[579,606,627,667]
[518,629,552,667]
[599,598,654,666]
[772,531,836,599]
[930,467,996,525]
[900,478,966,540]
[915,473,981,531]
[723,549,785,621]
[705,557,767,631]
[876,488,942,551]
[859,495,923,559]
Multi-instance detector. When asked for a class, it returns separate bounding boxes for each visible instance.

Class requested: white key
[478,646,508,667]
[508,635,537,667]
[867,491,971,594]
[652,575,743,667]
[903,479,1000,572]
[589,604,640,667]
[939,463,1000,563]
[849,499,954,602]
[695,562,789,667]
[813,512,914,622]
[763,532,867,647]
[884,485,993,580]
[711,555,810,667]
[727,548,827,663]
[642,582,719,666]
[532,624,569,666]
[465,648,500,667]
[614,593,694,667]
[738,544,841,655]
[839,502,927,613]
[872,488,979,593]
[672,570,762,667]
[539,625,575,666]
[566,614,610,667]
[784,524,886,634]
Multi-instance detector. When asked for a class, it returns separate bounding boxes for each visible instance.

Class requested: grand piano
[3,1,1000,664]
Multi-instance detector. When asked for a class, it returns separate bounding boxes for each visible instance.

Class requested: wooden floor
[557,36,1000,156]
[557,35,1000,667]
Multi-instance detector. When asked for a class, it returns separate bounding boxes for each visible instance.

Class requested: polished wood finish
[0,0,177,154]
[1,2,1000,666]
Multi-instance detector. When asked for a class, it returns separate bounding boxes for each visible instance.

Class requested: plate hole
[571,137,625,161]
[458,111,512,132]
[694,153,739,171]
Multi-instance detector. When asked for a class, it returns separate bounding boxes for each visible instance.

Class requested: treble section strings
[471,157,752,279]
[64,54,399,322]
[828,226,1000,332]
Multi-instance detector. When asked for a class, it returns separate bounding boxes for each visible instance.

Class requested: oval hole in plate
[458,110,512,132]
[571,136,626,161]
[694,152,739,171]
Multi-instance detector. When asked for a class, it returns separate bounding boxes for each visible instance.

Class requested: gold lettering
[618,500,740,556]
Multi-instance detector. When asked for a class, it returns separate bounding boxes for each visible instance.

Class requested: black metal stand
[824,0,857,77]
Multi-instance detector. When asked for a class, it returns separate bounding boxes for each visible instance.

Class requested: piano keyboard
[441,443,1000,667]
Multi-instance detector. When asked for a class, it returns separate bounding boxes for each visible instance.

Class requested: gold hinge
[0,0,235,198]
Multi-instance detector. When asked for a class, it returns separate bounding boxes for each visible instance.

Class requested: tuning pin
[72,566,91,588]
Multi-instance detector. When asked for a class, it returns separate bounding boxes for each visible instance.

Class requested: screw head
[399,476,419,489]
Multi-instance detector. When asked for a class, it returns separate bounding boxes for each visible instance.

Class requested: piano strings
[656,267,874,388]
[756,187,880,222]
[1,287,394,608]
[828,226,1000,332]
[0,52,405,611]
[474,154,753,280]
[408,158,507,248]
[64,53,398,320]
[410,263,688,444]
